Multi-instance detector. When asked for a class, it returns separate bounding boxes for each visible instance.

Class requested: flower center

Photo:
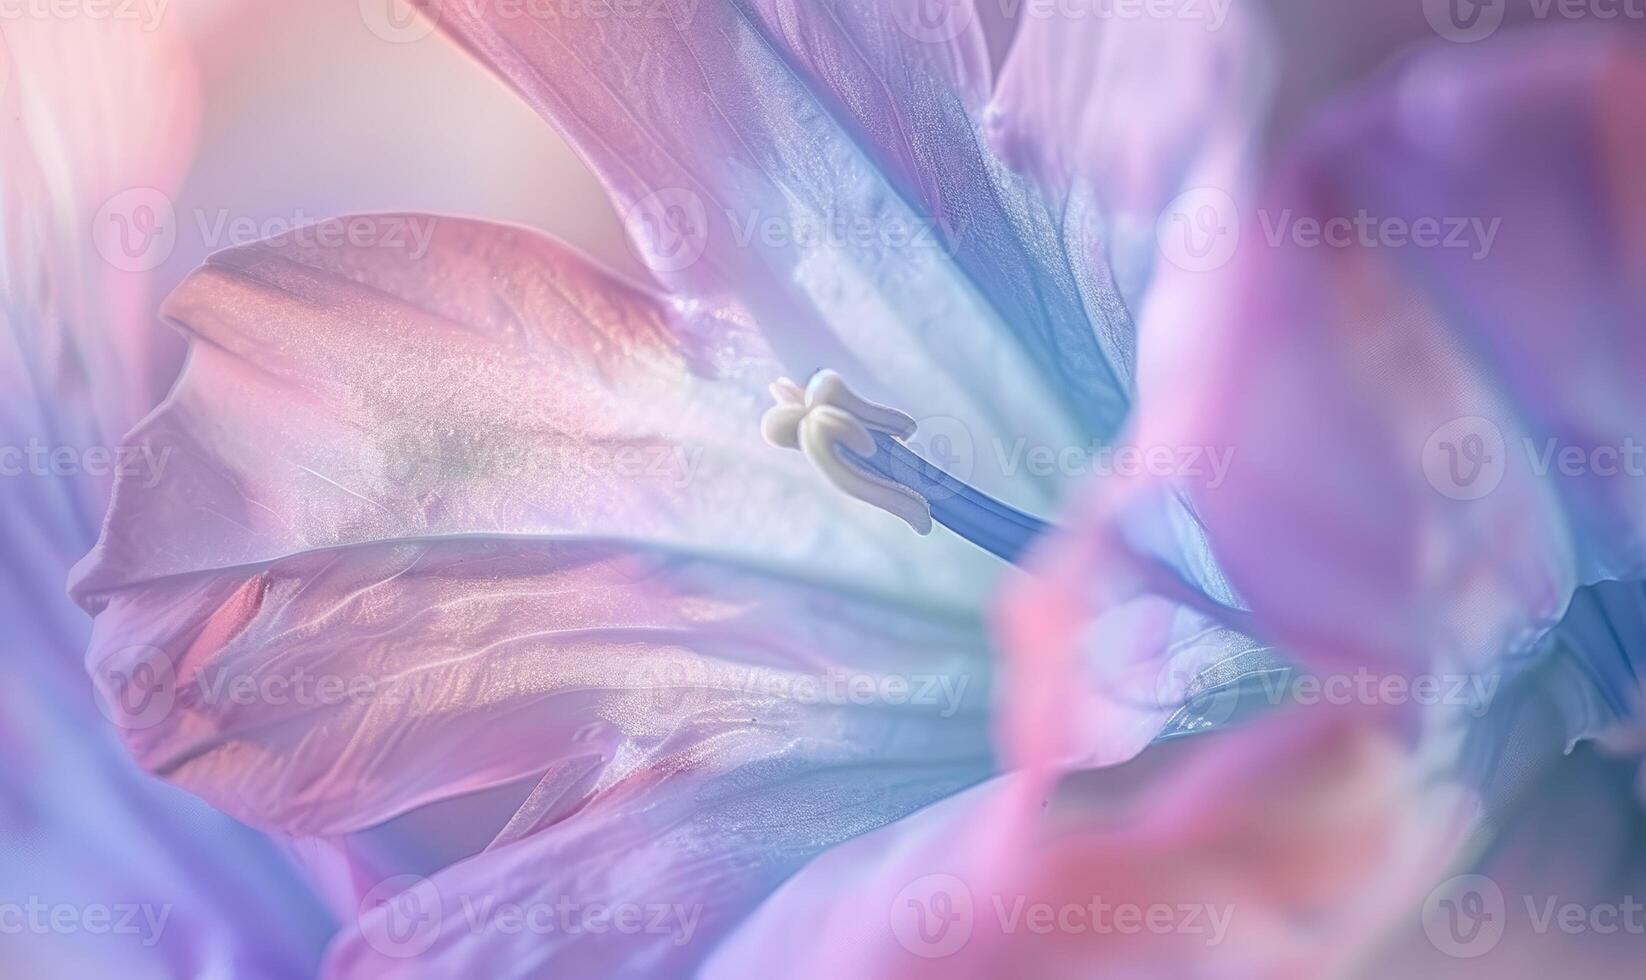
[761,370,1051,564]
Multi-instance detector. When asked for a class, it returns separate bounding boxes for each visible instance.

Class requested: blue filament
[853,431,1053,565]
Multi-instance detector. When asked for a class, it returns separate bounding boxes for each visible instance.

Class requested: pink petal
[84,537,990,837]
[71,214,995,608]
[68,217,998,975]
[1,15,200,430]
[322,631,988,976]
[1175,31,1646,671]
[1000,31,1646,769]
[705,708,1472,979]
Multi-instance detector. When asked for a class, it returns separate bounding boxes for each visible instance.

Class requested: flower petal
[314,560,987,975]
[987,1,1271,311]
[704,708,1471,978]
[71,215,997,610]
[1001,30,1646,769]
[84,536,991,838]
[1175,30,1646,672]
[417,0,1134,502]
[71,216,996,843]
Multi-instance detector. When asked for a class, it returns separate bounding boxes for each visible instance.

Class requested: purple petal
[704,709,1471,979]
[69,217,996,974]
[415,0,1132,494]
[71,215,997,609]
[1000,31,1646,771]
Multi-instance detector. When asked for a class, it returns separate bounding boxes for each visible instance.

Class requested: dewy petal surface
[69,216,995,974]
[80,536,992,839]
[415,0,1134,508]
[314,548,992,976]
[71,214,997,610]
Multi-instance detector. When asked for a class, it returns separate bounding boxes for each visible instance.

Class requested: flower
[53,2,1646,979]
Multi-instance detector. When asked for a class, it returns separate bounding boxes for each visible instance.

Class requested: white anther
[761,370,932,534]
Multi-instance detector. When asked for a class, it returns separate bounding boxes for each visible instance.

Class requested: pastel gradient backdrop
[4,2,1646,978]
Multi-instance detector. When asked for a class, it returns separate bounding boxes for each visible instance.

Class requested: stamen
[762,370,1052,563]
[761,372,1275,743]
